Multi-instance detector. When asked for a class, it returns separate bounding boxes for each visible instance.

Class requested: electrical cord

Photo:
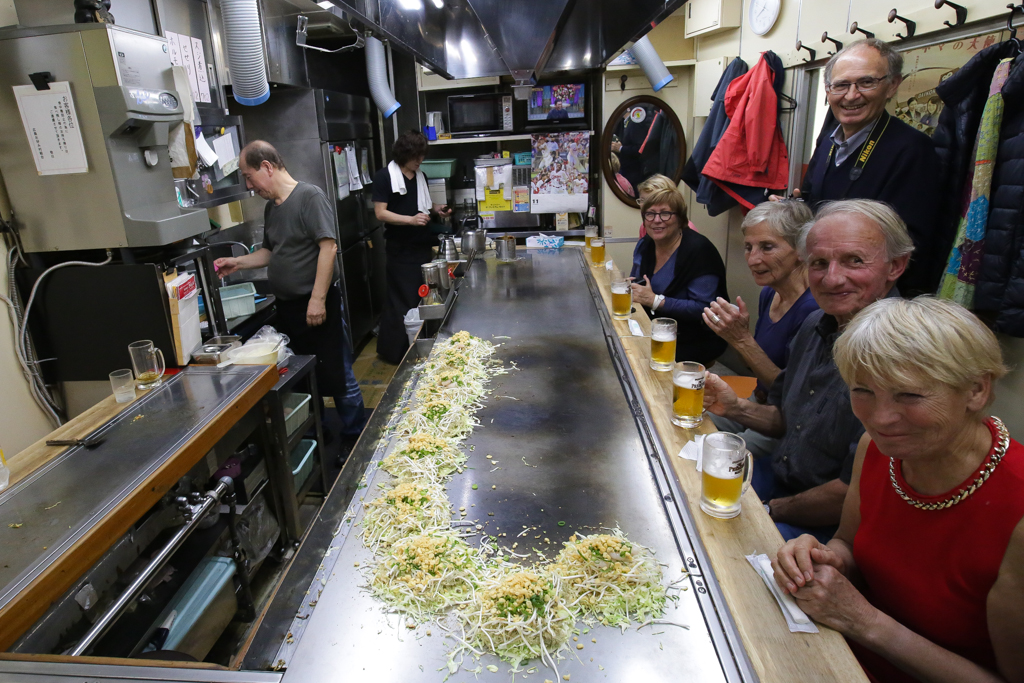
[8,247,113,426]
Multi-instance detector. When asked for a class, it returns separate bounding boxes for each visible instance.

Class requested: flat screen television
[527,84,585,122]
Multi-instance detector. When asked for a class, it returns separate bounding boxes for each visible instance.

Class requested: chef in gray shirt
[702,200,912,542]
[215,140,366,445]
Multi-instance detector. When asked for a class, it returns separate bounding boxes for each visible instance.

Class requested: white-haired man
[703,199,913,542]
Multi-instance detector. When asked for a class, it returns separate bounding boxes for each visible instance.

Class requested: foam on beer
[652,330,675,342]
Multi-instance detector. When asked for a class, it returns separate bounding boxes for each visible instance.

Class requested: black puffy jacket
[933,44,1024,336]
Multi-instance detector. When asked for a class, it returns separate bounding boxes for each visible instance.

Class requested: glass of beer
[129,340,165,390]
[585,224,598,253]
[700,433,753,519]
[671,361,705,428]
[610,273,632,320]
[650,318,677,371]
[590,237,605,266]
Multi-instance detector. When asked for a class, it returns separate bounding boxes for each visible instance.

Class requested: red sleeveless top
[852,418,1024,683]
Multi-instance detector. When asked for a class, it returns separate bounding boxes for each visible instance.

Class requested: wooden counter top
[586,254,866,683]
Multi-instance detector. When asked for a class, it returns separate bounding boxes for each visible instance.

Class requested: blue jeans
[752,457,838,544]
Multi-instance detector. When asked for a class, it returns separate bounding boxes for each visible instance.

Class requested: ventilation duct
[365,36,401,118]
[630,35,673,91]
[221,0,271,106]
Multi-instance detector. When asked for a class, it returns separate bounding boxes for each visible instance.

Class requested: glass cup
[650,318,678,372]
[584,224,598,253]
[671,361,705,428]
[590,237,605,266]
[700,432,753,519]
[129,340,166,390]
[610,273,632,320]
[109,368,136,403]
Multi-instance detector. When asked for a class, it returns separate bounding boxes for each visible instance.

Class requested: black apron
[377,240,434,364]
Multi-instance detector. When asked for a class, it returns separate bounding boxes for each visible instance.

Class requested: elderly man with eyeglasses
[783,39,941,294]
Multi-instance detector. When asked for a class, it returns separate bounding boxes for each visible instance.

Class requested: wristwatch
[764,502,772,516]
[651,294,665,311]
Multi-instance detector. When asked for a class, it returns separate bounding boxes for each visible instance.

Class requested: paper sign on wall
[189,36,212,103]
[346,146,362,191]
[166,31,201,104]
[13,82,88,175]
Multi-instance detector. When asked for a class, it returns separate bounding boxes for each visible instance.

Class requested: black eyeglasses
[825,75,890,95]
[643,210,677,222]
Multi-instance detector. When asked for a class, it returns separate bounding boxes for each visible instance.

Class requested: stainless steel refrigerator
[230,89,386,347]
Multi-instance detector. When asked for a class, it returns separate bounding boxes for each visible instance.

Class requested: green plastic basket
[421,158,457,179]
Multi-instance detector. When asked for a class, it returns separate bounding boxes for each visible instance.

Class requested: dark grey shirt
[263,182,339,301]
[766,307,868,494]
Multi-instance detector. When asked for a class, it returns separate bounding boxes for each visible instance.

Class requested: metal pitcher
[439,234,459,261]
[496,235,516,262]
[432,258,451,294]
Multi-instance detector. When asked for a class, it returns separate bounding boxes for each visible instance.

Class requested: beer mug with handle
[129,340,165,390]
[700,432,753,519]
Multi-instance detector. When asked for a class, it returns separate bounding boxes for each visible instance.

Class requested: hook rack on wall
[934,0,967,28]
[849,21,875,38]
[796,40,817,63]
[821,32,844,55]
[888,8,917,39]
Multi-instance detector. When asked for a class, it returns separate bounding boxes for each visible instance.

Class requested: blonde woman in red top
[773,297,1024,683]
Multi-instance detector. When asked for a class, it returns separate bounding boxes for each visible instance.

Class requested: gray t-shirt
[263,182,339,301]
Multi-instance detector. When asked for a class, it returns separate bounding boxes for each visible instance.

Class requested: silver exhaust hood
[315,0,686,81]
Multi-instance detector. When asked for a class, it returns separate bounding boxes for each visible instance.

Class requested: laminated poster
[333,149,350,200]
[360,147,372,184]
[13,82,88,175]
[346,146,362,191]
[530,132,589,213]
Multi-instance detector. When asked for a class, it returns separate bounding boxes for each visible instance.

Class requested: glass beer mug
[129,340,165,390]
[649,318,677,372]
[700,433,753,519]
[584,224,598,253]
[590,237,606,266]
[610,272,632,320]
[671,361,705,428]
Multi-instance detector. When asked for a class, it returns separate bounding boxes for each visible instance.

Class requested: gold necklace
[888,417,1009,511]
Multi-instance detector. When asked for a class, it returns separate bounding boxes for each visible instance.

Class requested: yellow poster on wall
[479,188,512,212]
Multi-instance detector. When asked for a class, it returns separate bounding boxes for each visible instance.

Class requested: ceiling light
[397,0,423,9]
[431,0,444,7]
[317,1,334,7]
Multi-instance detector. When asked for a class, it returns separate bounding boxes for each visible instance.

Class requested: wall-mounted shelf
[606,59,696,72]
[431,131,593,146]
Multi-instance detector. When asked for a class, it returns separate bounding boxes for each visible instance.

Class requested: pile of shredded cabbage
[550,530,666,628]
[454,569,574,675]
[361,480,451,551]
[381,432,467,482]
[370,532,486,623]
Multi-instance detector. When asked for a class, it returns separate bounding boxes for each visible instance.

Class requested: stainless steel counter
[273,250,754,682]
[0,365,269,615]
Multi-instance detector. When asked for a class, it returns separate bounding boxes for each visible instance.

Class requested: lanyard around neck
[826,111,891,184]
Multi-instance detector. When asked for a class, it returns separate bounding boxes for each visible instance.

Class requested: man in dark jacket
[794,39,941,294]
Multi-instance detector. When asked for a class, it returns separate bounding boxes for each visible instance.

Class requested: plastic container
[227,342,279,365]
[283,392,311,436]
[420,158,457,179]
[219,282,257,319]
[403,307,422,347]
[290,438,316,491]
[159,556,236,659]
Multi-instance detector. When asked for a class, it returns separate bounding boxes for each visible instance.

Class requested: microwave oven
[447,93,513,135]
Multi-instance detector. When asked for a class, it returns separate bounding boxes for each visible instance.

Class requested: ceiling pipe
[365,35,401,118]
[221,0,270,105]
[630,35,673,91]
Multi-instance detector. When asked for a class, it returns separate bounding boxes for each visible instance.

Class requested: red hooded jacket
[700,54,789,205]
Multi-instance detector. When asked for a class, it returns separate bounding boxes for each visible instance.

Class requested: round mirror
[600,95,687,207]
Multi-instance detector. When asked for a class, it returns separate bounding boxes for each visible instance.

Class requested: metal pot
[432,258,451,293]
[439,234,459,261]
[496,235,516,262]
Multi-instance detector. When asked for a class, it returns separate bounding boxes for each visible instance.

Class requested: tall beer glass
[590,237,605,265]
[610,273,632,320]
[650,318,677,371]
[671,361,705,428]
[584,224,598,253]
[700,433,753,519]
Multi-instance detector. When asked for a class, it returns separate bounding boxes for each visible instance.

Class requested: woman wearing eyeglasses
[630,187,729,367]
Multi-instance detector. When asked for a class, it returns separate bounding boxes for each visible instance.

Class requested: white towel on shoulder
[388,160,432,214]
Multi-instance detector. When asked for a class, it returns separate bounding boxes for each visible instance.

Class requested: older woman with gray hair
[773,297,1024,683]
[703,200,818,402]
